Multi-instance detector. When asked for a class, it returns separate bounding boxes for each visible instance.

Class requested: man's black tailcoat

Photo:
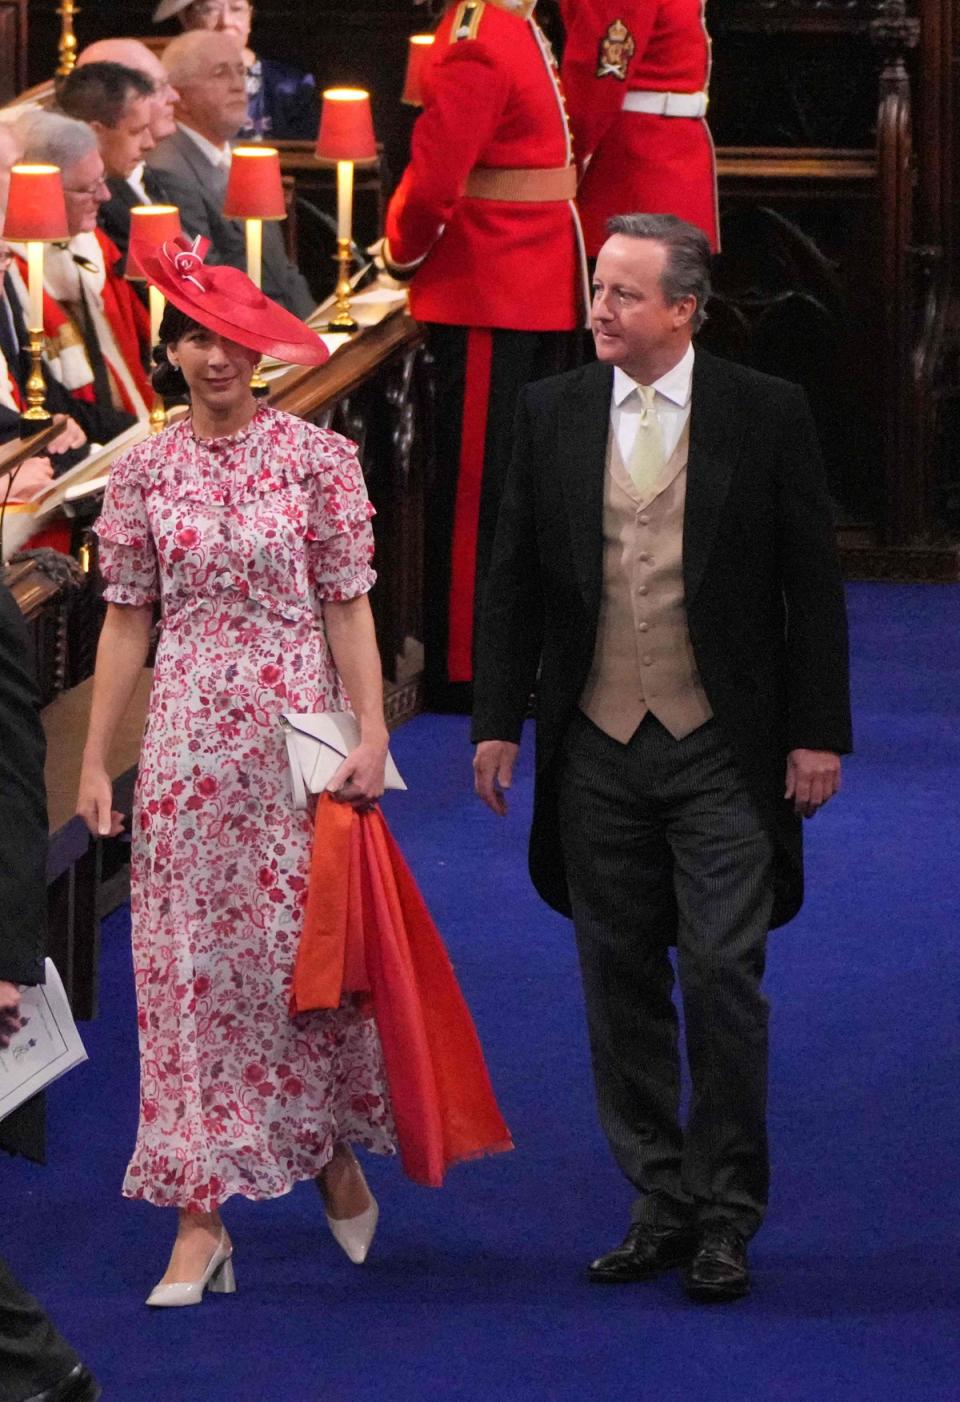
[472,349,853,929]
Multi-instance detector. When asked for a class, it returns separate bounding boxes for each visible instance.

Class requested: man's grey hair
[14,109,98,174]
[163,29,242,89]
[606,212,712,332]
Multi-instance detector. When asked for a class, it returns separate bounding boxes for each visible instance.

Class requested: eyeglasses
[64,178,110,199]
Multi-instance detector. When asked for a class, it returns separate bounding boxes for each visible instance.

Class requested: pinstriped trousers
[556,710,775,1239]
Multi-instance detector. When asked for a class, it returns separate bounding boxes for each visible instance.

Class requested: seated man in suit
[56,62,157,270]
[8,112,150,428]
[146,30,314,317]
[76,40,181,256]
[153,0,317,140]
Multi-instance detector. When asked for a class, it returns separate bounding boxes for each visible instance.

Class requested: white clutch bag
[281,711,407,810]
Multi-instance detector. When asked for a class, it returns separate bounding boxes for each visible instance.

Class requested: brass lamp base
[20,329,52,435]
[149,395,168,434]
[19,407,53,437]
[323,238,358,333]
[250,363,270,397]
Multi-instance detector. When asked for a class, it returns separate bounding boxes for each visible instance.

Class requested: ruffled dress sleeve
[303,429,376,604]
[93,451,160,608]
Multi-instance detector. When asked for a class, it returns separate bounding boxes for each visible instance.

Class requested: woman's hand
[8,456,54,502]
[76,761,125,838]
[327,739,388,812]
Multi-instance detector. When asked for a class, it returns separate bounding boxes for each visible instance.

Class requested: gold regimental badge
[596,19,635,80]
[451,1,485,41]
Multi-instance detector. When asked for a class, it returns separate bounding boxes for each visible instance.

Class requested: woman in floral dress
[76,242,395,1304]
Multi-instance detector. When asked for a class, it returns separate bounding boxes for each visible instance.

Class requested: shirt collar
[178,122,232,171]
[613,343,695,409]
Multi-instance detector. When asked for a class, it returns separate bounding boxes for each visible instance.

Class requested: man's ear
[674,295,697,329]
[89,120,107,142]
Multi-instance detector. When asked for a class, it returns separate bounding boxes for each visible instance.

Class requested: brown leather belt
[464,165,577,202]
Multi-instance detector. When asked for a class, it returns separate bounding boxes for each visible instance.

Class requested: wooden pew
[42,668,153,1019]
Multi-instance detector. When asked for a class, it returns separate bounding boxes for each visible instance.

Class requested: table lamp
[2,164,69,435]
[223,146,286,392]
[127,204,183,432]
[315,88,377,332]
[402,35,435,107]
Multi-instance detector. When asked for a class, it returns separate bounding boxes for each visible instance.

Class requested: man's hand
[785,749,841,819]
[473,740,520,816]
[0,980,22,1050]
[8,456,54,502]
[48,414,87,454]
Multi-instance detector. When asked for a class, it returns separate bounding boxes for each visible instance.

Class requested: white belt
[623,90,708,118]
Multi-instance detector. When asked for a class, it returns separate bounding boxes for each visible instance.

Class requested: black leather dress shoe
[588,1222,699,1283]
[683,1225,750,1302]
[22,1363,102,1402]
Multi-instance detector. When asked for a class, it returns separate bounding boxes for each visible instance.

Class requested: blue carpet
[5,582,959,1401]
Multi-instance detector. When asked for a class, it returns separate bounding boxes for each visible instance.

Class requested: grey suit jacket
[146,126,314,319]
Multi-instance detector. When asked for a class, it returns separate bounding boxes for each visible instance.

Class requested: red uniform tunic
[560,0,718,256]
[385,0,584,331]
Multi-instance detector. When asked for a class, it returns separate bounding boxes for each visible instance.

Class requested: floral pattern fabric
[95,405,395,1211]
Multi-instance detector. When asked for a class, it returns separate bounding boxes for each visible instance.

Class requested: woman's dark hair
[150,302,203,399]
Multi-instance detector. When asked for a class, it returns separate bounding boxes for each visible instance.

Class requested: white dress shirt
[611,343,695,466]
[126,162,150,204]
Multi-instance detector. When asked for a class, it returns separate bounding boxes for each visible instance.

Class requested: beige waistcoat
[579,422,713,743]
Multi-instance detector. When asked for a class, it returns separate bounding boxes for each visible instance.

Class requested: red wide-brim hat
[131,234,329,367]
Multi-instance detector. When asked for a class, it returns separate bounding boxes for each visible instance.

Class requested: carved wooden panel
[0,0,27,103]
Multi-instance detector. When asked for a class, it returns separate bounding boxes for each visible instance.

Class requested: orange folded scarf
[291,794,513,1187]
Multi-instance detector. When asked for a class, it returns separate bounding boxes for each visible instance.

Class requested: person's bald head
[78,38,180,141]
[163,31,247,143]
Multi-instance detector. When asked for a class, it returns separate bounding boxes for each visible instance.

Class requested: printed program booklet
[0,960,88,1121]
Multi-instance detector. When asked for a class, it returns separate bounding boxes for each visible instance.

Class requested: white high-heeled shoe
[146,1229,236,1308]
[326,1197,379,1265]
[318,1149,379,1265]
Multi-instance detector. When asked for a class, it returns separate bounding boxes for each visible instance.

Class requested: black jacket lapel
[558,361,611,616]
[683,349,745,604]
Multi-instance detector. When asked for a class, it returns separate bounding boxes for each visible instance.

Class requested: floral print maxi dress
[95,405,396,1211]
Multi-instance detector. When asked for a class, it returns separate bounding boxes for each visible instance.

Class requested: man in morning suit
[0,582,101,1401]
[146,30,314,318]
[473,214,852,1301]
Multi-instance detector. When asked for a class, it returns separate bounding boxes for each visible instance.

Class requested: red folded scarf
[290,794,513,1186]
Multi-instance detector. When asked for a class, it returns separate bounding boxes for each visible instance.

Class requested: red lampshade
[316,88,377,165]
[223,147,286,221]
[126,205,183,280]
[2,165,69,242]
[402,35,435,107]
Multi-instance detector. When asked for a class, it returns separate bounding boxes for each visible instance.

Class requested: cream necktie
[626,384,664,497]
